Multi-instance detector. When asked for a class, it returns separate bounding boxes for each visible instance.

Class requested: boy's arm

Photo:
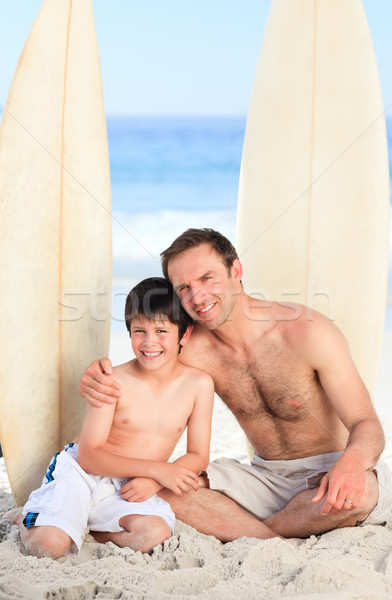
[77,404,198,495]
[173,372,214,472]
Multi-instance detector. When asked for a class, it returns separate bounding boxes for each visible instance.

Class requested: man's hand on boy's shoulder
[120,477,162,503]
[79,358,122,407]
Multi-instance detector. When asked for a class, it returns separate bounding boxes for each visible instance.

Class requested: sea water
[108,116,392,331]
[109,117,241,330]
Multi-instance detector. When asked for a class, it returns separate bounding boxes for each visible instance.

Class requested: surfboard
[0,0,112,506]
[236,0,389,407]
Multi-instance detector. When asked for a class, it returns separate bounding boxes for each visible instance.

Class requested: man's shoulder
[178,361,214,388]
[180,324,215,357]
[277,303,343,351]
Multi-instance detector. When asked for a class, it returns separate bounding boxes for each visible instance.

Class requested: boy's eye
[157,329,167,334]
[133,329,145,333]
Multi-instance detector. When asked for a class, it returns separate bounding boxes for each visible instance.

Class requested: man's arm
[77,404,198,495]
[79,358,121,407]
[120,372,214,502]
[299,313,384,513]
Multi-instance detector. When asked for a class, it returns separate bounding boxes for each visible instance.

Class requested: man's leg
[264,470,379,538]
[158,486,281,541]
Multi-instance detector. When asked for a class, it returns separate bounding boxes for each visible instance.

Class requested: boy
[8,277,214,558]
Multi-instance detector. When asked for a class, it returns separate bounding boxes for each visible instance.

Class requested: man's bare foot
[4,508,23,526]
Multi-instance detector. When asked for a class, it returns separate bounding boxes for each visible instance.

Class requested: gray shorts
[206,451,392,526]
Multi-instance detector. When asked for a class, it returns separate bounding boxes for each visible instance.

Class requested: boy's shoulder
[112,360,137,380]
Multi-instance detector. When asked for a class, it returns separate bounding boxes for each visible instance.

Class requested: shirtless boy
[80,229,392,541]
[9,277,214,558]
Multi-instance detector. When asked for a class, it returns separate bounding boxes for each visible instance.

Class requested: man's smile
[196,302,216,316]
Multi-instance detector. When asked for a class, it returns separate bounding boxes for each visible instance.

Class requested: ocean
[108,116,392,332]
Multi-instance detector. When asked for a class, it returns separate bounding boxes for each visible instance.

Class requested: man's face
[167,244,241,330]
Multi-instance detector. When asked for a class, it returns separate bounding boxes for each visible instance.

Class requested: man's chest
[190,341,320,422]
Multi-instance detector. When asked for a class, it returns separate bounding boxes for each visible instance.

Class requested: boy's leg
[91,514,171,554]
[6,508,73,559]
[88,489,175,553]
[9,445,93,558]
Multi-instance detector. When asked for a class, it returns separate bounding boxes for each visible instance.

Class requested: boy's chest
[113,394,193,436]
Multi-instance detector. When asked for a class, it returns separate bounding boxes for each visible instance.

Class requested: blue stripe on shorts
[23,512,39,528]
[45,452,60,483]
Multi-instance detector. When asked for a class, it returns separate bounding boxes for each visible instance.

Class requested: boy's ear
[179,324,193,348]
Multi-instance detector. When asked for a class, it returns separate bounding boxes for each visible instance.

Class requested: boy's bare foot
[4,508,23,526]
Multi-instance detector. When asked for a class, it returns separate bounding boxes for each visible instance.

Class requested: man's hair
[124,277,192,340]
[160,228,239,279]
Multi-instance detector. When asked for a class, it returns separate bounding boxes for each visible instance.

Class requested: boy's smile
[130,315,182,370]
[141,350,163,359]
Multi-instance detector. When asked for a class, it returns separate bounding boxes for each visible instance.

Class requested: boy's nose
[143,332,157,345]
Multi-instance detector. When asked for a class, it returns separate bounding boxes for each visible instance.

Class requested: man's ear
[179,324,193,348]
[231,259,243,286]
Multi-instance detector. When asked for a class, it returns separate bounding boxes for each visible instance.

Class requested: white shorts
[22,444,175,552]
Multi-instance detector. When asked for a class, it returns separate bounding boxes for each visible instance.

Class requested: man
[80,228,391,540]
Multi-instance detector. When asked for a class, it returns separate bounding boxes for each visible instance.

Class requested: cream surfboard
[236,0,389,422]
[0,0,112,505]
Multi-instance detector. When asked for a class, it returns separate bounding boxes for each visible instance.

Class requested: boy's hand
[79,358,121,407]
[154,463,199,495]
[120,478,161,502]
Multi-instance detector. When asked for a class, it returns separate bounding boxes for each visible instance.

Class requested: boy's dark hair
[124,277,192,340]
[160,228,239,280]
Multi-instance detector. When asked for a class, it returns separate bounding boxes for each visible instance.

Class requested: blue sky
[0,1,391,117]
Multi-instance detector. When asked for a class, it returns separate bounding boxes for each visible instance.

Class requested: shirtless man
[80,229,391,540]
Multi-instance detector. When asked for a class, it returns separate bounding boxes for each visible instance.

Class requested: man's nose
[189,286,206,305]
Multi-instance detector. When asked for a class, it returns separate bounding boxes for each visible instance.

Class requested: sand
[0,331,391,600]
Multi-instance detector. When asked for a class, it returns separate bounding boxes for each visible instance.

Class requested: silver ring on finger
[345,499,353,504]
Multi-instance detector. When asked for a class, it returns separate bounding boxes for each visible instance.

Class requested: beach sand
[1,331,391,599]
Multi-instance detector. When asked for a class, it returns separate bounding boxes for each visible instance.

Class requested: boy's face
[130,313,182,370]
